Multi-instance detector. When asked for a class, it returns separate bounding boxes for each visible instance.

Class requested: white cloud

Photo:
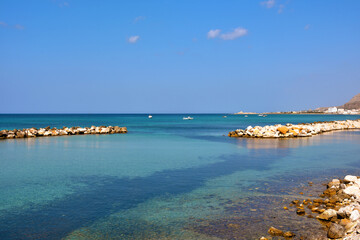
[207,29,221,39]
[220,27,248,40]
[128,35,140,43]
[134,16,146,23]
[304,24,310,30]
[261,0,275,8]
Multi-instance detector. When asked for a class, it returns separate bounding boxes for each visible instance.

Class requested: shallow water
[0,114,360,239]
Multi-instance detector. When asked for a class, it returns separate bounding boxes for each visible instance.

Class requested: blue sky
[1,0,359,113]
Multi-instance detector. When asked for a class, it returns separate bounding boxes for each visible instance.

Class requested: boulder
[100,127,110,134]
[15,131,25,138]
[328,179,340,188]
[350,210,360,222]
[327,223,345,239]
[277,126,289,134]
[344,186,360,198]
[6,133,15,138]
[344,175,358,183]
[44,131,52,136]
[337,206,353,218]
[317,209,337,220]
[37,129,45,136]
[0,130,8,137]
[59,130,68,136]
[77,128,87,134]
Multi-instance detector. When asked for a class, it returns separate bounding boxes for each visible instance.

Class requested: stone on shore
[327,223,345,239]
[317,209,337,220]
[344,175,358,183]
[289,175,360,239]
[350,210,360,222]
[268,227,283,236]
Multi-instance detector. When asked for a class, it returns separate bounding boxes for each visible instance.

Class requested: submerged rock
[268,227,283,236]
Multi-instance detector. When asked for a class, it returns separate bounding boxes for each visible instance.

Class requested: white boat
[148,115,153,119]
[223,116,227,118]
[245,115,248,117]
[183,116,194,120]
[258,114,263,117]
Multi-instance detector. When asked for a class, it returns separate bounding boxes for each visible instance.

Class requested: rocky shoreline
[229,119,360,138]
[263,175,360,239]
[0,126,127,139]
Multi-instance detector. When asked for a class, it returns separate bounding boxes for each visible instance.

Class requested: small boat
[183,116,194,120]
[148,115,153,119]
[258,114,263,117]
[223,116,227,118]
[245,115,248,117]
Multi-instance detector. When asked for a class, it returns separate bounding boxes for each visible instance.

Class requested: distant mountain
[340,93,360,110]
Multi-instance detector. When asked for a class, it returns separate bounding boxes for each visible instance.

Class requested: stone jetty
[229,119,360,138]
[0,126,127,139]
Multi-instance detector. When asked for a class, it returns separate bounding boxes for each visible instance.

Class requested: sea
[1,114,360,239]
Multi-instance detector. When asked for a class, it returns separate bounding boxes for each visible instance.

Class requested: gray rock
[328,223,345,239]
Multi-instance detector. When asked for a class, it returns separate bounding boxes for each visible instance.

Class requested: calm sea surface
[1,114,360,239]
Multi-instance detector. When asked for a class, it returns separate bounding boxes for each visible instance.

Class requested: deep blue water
[0,114,360,239]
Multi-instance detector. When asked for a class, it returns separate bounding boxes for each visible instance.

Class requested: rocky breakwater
[0,126,127,140]
[228,119,360,138]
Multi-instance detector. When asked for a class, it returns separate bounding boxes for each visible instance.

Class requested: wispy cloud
[54,0,70,8]
[134,16,146,23]
[14,24,25,30]
[0,21,25,30]
[128,35,140,43]
[261,0,275,8]
[278,4,285,13]
[220,27,248,40]
[207,29,221,39]
[304,24,310,30]
[59,1,69,7]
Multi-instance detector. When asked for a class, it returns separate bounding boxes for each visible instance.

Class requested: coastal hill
[315,93,360,113]
[235,93,360,115]
[340,93,360,110]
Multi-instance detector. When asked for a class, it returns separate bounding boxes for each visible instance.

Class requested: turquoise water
[0,114,360,239]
